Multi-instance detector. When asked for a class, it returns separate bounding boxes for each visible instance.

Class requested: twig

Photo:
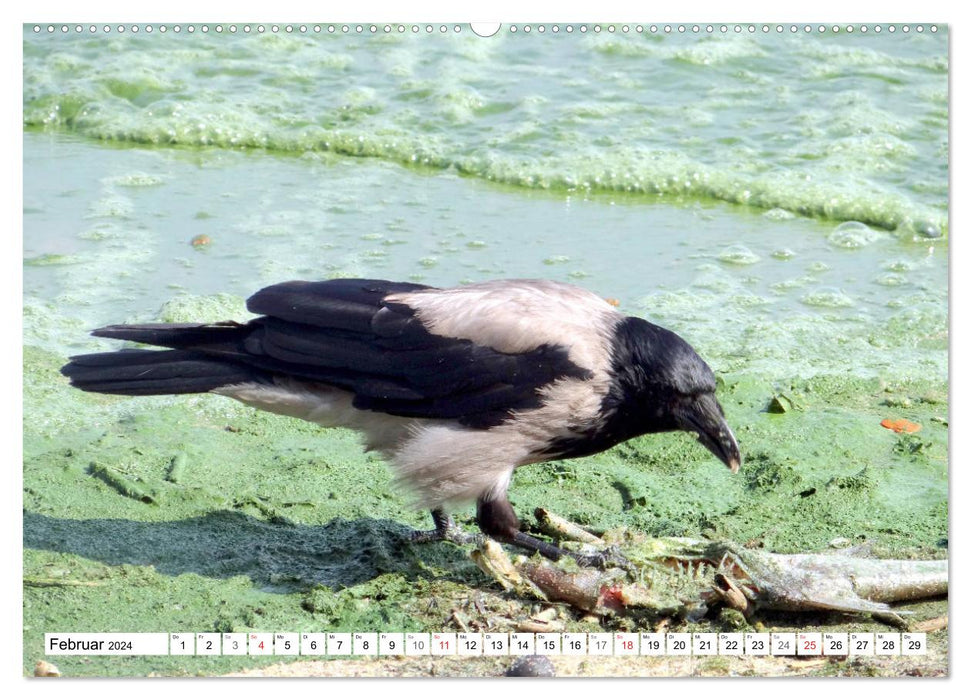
[89,463,156,504]
[911,615,948,633]
[25,578,104,588]
[534,508,603,545]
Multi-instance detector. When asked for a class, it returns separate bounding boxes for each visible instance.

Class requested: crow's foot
[410,508,480,546]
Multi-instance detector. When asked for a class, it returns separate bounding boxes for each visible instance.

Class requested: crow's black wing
[86,279,592,428]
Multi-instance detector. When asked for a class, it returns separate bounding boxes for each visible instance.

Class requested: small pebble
[35,660,61,677]
[898,219,942,239]
[917,223,942,239]
[506,655,555,677]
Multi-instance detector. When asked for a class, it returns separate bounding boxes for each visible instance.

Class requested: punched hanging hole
[471,23,501,37]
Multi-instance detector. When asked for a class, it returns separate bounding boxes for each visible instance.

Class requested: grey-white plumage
[216,280,621,508]
[62,277,741,564]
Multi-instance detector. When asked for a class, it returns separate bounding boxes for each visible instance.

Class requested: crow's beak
[681,394,741,473]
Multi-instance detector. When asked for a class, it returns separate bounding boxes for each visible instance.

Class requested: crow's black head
[605,316,741,472]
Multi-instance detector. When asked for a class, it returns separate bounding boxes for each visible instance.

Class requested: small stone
[506,655,555,677]
[34,660,61,677]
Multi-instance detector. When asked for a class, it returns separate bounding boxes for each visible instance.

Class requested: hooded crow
[61,278,741,565]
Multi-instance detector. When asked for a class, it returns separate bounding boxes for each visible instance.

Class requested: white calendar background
[44,631,928,657]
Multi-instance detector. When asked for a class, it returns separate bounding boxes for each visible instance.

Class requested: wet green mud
[23,337,947,676]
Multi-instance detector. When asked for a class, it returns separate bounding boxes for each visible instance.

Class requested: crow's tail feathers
[90,321,247,350]
[62,321,262,396]
[61,348,260,396]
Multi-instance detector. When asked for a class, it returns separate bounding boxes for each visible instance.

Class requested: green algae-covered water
[23,25,948,677]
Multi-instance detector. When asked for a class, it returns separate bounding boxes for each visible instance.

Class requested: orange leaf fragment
[881,418,921,433]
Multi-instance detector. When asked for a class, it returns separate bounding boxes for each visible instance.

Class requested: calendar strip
[44,632,928,657]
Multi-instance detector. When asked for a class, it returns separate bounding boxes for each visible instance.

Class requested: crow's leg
[410,507,479,545]
[476,496,628,569]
